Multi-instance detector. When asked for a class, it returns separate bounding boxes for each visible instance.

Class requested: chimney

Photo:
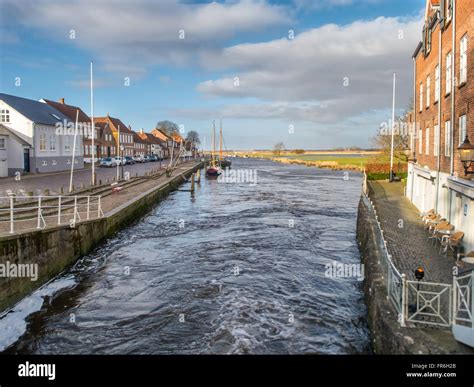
[140,128,144,134]
[59,98,65,104]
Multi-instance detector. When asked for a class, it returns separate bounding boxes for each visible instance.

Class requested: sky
[0,0,426,150]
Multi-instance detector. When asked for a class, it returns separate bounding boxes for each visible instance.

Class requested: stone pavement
[368,181,473,284]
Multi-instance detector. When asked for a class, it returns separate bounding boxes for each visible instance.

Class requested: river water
[3,158,370,354]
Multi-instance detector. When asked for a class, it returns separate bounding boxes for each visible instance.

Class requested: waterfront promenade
[368,181,474,284]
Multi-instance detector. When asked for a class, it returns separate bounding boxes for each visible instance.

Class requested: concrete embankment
[357,194,472,354]
[0,162,202,314]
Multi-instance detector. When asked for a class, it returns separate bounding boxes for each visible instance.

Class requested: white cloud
[196,16,422,123]
[2,0,290,76]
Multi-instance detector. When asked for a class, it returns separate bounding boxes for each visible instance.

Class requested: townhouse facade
[0,124,31,177]
[95,115,135,157]
[150,128,172,159]
[0,93,84,174]
[407,0,474,252]
[133,131,148,157]
[42,98,102,163]
[137,129,164,159]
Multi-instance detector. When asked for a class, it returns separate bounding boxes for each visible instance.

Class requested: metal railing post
[74,195,78,224]
[37,196,42,229]
[401,273,406,327]
[9,196,14,234]
[97,196,102,217]
[57,196,62,225]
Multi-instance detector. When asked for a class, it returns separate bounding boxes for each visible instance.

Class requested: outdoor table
[462,252,474,265]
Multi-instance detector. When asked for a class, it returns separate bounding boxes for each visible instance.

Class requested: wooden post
[191,173,195,194]
[196,168,201,183]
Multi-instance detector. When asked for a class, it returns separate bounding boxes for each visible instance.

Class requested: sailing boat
[219,119,232,168]
[206,120,222,176]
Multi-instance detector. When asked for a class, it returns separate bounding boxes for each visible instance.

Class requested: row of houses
[0,93,197,176]
[406,0,474,252]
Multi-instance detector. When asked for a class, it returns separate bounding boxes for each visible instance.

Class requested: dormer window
[0,109,10,123]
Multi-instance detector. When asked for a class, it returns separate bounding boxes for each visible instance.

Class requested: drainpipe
[32,122,37,173]
[410,56,417,202]
[448,0,456,221]
[435,17,442,213]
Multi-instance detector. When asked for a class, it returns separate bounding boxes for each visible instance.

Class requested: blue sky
[0,0,425,150]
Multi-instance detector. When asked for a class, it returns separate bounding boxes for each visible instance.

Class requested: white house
[0,124,31,177]
[0,93,84,173]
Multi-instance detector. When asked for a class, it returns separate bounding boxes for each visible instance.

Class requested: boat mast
[219,118,223,161]
[212,120,216,165]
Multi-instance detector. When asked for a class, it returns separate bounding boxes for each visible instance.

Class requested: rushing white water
[4,158,370,354]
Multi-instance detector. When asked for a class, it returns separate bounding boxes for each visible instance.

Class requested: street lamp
[457,134,474,176]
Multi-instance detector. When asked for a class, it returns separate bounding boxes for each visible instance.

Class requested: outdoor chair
[429,222,454,245]
[420,209,435,219]
[440,231,464,258]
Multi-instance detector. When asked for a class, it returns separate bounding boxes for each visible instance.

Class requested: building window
[0,137,5,149]
[447,0,453,21]
[0,109,10,123]
[459,115,467,145]
[39,133,46,151]
[435,65,440,102]
[50,134,56,151]
[445,121,451,157]
[434,125,439,156]
[42,160,47,166]
[418,129,423,154]
[419,83,423,112]
[425,127,430,155]
[446,52,452,94]
[426,76,430,108]
[460,35,468,84]
[64,136,71,152]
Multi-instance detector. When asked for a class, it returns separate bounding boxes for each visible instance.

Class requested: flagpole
[69,109,79,193]
[390,72,396,182]
[90,61,96,186]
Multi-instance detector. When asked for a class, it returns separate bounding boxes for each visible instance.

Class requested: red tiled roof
[95,115,133,134]
[151,128,171,142]
[138,131,162,144]
[42,98,90,123]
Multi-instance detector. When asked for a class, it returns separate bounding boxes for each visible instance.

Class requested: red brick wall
[414,0,474,178]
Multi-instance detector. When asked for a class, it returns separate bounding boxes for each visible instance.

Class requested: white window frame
[39,133,46,151]
[434,125,439,156]
[460,34,468,84]
[425,127,430,155]
[459,115,467,146]
[0,109,10,123]
[426,76,431,108]
[418,129,423,154]
[64,136,71,152]
[420,83,423,112]
[444,121,451,157]
[0,137,6,149]
[49,134,56,151]
[435,65,440,102]
[446,52,452,94]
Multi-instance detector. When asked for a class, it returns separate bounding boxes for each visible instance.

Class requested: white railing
[363,193,406,326]
[453,271,473,326]
[0,195,104,235]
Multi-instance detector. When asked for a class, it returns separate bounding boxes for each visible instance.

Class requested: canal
[2,158,370,354]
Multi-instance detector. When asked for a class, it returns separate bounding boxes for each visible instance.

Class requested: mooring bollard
[43,189,49,196]
[99,179,102,185]
[59,186,64,194]
[28,191,34,197]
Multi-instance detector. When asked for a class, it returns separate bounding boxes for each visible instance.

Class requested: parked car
[113,156,124,166]
[133,155,145,163]
[124,156,135,165]
[144,155,153,162]
[100,157,116,167]
[149,154,158,162]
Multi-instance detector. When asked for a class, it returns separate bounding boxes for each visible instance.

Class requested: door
[23,148,30,172]
[0,159,7,177]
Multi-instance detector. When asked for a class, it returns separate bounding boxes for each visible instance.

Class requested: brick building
[407,0,474,252]
[95,114,135,157]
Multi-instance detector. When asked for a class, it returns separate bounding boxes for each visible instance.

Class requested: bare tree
[156,120,179,136]
[186,130,200,144]
[273,142,285,156]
